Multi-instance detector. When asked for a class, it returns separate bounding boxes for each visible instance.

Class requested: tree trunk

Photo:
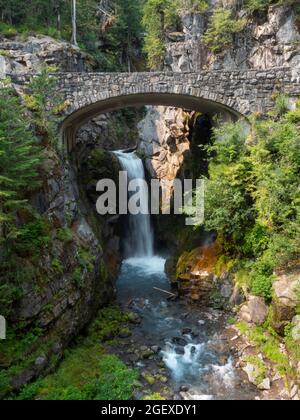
[57,11,61,35]
[71,0,78,47]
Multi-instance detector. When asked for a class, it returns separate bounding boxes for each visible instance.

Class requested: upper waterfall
[114,150,154,258]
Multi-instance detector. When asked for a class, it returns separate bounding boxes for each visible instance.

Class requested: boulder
[291,315,300,342]
[271,272,300,333]
[239,295,268,325]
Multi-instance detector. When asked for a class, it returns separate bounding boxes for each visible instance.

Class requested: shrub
[51,258,64,275]
[203,7,247,53]
[13,218,50,254]
[56,227,73,243]
[251,273,274,301]
[244,0,273,13]
[72,268,83,289]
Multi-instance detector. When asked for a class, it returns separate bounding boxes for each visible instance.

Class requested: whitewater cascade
[114,150,154,258]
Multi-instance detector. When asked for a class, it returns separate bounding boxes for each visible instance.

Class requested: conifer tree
[0,85,41,237]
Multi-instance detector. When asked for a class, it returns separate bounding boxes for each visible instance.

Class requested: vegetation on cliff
[203,0,300,54]
[191,99,300,302]
[3,306,138,400]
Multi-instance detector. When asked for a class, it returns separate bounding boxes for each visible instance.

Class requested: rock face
[164,4,300,72]
[271,271,300,333]
[170,242,230,304]
[291,315,300,342]
[0,35,94,77]
[0,36,114,394]
[138,106,190,202]
[76,111,141,153]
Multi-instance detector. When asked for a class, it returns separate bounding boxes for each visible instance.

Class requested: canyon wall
[0,36,118,394]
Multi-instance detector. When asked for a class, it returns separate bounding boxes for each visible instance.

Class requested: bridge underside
[62,93,241,152]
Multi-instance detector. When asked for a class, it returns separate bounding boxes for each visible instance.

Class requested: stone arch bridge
[12,68,300,151]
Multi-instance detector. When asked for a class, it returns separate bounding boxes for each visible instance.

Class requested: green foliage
[102,0,144,71]
[284,322,300,365]
[196,105,300,301]
[89,306,132,342]
[203,122,254,252]
[24,66,62,146]
[16,306,138,400]
[244,355,267,385]
[251,273,274,301]
[142,0,208,68]
[142,392,166,400]
[19,355,138,400]
[0,22,18,38]
[236,322,293,378]
[13,217,50,255]
[72,267,83,289]
[0,84,42,228]
[77,247,95,274]
[0,323,43,394]
[142,0,171,69]
[203,7,247,53]
[56,227,73,243]
[273,94,289,117]
[244,0,274,12]
[242,223,270,257]
[244,1,298,14]
[51,258,64,274]
[176,0,208,13]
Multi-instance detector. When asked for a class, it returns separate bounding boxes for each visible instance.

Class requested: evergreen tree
[0,84,41,237]
[106,0,144,71]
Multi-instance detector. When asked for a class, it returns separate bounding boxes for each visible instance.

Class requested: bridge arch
[62,92,242,152]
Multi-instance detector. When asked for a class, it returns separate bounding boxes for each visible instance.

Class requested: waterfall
[114,150,154,258]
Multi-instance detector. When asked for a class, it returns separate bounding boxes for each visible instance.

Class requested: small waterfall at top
[114,150,154,258]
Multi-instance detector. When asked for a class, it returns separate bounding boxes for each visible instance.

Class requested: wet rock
[175,346,186,355]
[118,330,132,339]
[157,361,166,368]
[141,349,155,359]
[220,281,233,299]
[239,296,268,325]
[127,312,142,324]
[157,375,168,384]
[151,346,161,354]
[172,337,187,346]
[141,372,156,386]
[182,328,193,335]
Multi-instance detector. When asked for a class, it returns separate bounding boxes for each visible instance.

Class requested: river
[113,151,256,400]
